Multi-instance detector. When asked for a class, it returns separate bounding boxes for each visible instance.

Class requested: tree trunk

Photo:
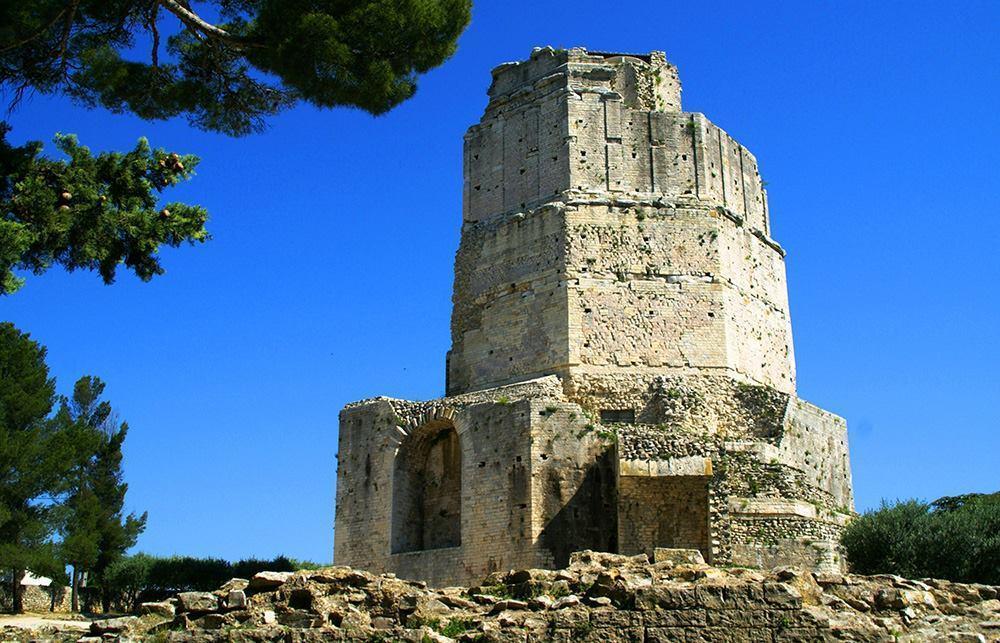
[11,568,25,614]
[70,567,79,613]
[101,585,111,614]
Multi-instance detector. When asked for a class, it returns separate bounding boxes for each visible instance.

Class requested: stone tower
[335,48,853,587]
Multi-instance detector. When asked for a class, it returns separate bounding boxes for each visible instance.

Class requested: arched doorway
[391,420,462,553]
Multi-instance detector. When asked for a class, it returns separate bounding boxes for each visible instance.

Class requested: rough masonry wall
[525,398,618,568]
[564,94,769,235]
[0,585,71,613]
[447,206,569,395]
[616,402,853,573]
[618,475,711,561]
[450,47,794,401]
[335,378,619,586]
[462,73,570,223]
[777,399,854,509]
[335,397,542,587]
[565,205,728,377]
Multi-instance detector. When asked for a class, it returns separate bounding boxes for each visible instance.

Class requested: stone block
[177,591,219,613]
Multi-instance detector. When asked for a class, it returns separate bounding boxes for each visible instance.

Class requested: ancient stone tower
[335,48,854,587]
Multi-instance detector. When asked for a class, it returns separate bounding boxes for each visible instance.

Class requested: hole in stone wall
[289,589,313,610]
[391,421,462,554]
[600,409,635,424]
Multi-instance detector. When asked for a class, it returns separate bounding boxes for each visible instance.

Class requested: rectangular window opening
[600,409,635,425]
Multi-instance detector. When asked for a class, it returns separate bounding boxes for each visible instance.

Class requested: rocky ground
[3,550,999,641]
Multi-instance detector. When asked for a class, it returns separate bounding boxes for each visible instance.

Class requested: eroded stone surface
[9,558,996,642]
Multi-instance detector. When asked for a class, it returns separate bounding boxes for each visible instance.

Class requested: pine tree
[0,322,76,613]
[1,1,470,294]
[0,125,208,294]
[56,376,147,612]
[56,381,103,612]
[1,1,472,136]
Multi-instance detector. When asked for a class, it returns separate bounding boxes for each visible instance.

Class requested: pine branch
[0,8,66,53]
[157,0,261,50]
[57,0,81,80]
[149,2,160,68]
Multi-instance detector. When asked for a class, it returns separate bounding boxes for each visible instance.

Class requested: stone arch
[391,418,462,554]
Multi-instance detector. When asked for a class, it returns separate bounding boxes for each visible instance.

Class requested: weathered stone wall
[525,399,617,569]
[0,584,71,613]
[130,554,1000,643]
[449,47,794,401]
[780,398,854,509]
[335,394,541,587]
[447,206,569,396]
[335,377,617,586]
[616,412,853,573]
[461,48,682,226]
[618,475,711,560]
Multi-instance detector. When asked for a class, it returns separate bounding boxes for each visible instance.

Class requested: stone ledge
[728,497,852,526]
[619,456,713,477]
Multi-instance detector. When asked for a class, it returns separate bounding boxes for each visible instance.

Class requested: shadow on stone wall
[540,449,618,567]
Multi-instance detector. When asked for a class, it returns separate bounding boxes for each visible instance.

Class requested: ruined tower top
[450,47,794,405]
[487,47,681,115]
[463,47,690,224]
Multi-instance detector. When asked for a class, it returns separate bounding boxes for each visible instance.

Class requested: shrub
[842,492,1000,584]
[440,618,475,637]
[102,553,325,609]
[104,553,155,612]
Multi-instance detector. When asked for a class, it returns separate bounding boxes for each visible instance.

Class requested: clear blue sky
[3,1,998,564]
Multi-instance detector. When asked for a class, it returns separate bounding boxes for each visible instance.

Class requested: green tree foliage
[0,322,75,612]
[0,124,208,294]
[842,493,1000,584]
[56,376,147,612]
[0,324,145,613]
[1,0,472,135]
[1,1,469,293]
[103,552,154,612]
[102,553,322,609]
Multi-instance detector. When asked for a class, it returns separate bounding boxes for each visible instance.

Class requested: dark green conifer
[0,323,74,613]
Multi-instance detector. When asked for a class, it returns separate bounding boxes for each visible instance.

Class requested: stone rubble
[5,550,996,642]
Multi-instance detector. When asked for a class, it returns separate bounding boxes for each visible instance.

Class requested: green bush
[842,492,1000,584]
[102,553,325,609]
